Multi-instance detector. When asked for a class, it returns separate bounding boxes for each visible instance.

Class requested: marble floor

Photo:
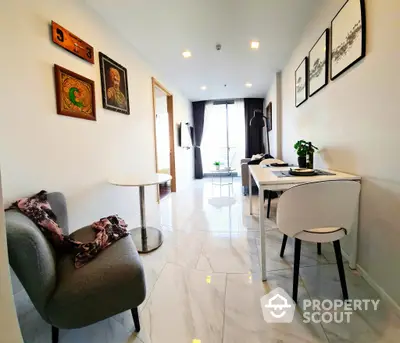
[12,179,400,343]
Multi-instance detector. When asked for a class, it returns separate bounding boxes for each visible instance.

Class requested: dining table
[248,165,361,281]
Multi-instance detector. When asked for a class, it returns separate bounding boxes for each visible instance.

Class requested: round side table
[109,173,172,253]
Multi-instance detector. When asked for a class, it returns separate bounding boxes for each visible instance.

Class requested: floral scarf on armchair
[9,190,129,268]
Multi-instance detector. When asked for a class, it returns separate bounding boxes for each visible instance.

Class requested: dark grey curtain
[192,101,206,179]
[244,98,265,157]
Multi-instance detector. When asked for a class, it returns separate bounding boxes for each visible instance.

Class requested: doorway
[152,77,176,198]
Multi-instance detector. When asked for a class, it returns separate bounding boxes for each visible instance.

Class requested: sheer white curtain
[202,100,245,173]
[202,102,223,172]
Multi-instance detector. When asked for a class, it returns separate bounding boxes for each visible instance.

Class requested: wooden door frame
[152,77,177,193]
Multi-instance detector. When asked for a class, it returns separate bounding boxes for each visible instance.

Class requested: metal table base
[130,185,163,253]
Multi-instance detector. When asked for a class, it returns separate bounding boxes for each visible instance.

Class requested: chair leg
[267,191,272,218]
[293,238,302,303]
[52,326,59,343]
[131,308,141,332]
[317,243,322,255]
[280,235,288,257]
[333,240,349,300]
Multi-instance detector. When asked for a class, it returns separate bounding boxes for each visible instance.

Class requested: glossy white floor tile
[223,271,329,343]
[197,231,260,273]
[138,263,226,343]
[300,264,400,343]
[12,179,400,343]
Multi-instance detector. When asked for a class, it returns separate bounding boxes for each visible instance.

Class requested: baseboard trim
[356,264,400,314]
[341,249,400,314]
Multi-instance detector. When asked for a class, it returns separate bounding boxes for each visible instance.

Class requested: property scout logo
[260,287,380,324]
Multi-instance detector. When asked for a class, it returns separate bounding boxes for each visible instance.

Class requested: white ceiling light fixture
[200,86,207,90]
[245,82,253,88]
[250,41,260,50]
[182,50,192,58]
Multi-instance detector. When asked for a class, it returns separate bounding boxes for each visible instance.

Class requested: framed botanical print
[266,102,272,132]
[295,57,308,107]
[331,0,366,80]
[99,52,130,114]
[309,29,329,97]
[54,65,96,121]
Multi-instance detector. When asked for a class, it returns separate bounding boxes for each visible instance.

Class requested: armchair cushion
[46,226,146,329]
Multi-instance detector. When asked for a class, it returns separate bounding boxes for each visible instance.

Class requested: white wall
[155,95,170,171]
[264,72,282,158]
[0,171,23,342]
[271,0,400,305]
[0,0,193,234]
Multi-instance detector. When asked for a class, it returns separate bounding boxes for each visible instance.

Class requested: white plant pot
[215,165,220,170]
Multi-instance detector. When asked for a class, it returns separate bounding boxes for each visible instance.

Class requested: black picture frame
[99,52,130,115]
[330,0,366,81]
[295,57,308,107]
[308,29,329,97]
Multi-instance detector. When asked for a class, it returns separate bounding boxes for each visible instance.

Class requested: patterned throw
[9,191,129,268]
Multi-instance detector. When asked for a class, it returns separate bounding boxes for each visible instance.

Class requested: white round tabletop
[109,173,172,187]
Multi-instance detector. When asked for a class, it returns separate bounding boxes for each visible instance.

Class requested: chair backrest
[259,158,284,166]
[5,192,68,321]
[277,181,360,238]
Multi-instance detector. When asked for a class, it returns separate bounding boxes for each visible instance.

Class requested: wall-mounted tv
[178,122,193,149]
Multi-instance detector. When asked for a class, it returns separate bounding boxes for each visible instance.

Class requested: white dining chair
[259,158,286,218]
[277,180,361,303]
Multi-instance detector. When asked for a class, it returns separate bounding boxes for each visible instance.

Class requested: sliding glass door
[202,100,245,174]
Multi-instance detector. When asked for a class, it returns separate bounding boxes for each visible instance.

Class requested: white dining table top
[249,165,361,187]
[109,173,172,187]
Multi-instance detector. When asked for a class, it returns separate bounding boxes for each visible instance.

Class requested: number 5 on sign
[51,21,94,64]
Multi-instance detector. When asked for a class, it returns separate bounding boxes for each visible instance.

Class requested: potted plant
[213,161,221,170]
[294,140,319,168]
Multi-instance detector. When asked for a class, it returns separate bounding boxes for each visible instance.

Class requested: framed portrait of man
[99,52,130,115]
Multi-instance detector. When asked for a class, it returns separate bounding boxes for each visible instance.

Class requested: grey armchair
[6,192,146,343]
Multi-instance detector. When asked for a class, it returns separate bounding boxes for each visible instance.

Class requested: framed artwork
[54,65,96,121]
[330,0,366,80]
[99,52,130,115]
[51,21,94,64]
[309,29,329,97]
[295,57,308,107]
[266,102,272,132]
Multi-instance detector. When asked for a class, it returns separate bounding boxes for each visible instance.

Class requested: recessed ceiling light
[251,41,260,49]
[182,50,192,58]
[245,82,253,88]
[200,86,207,90]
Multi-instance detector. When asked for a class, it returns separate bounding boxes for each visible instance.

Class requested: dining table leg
[349,194,360,269]
[259,186,267,281]
[130,185,164,253]
[249,170,253,215]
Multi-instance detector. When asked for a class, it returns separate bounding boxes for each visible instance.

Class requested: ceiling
[86,0,326,101]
